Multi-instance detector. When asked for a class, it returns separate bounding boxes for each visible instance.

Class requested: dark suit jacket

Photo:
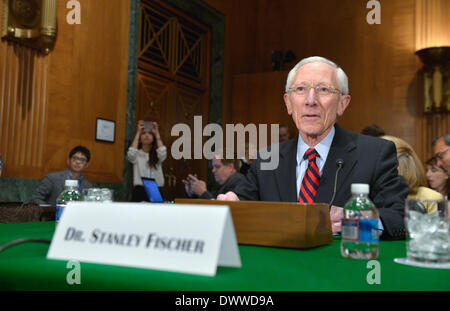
[30,170,92,206]
[200,172,246,199]
[235,124,409,240]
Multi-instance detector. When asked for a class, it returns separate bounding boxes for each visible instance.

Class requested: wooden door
[137,0,210,200]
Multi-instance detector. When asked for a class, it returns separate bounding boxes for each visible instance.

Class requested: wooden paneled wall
[205,0,450,163]
[1,46,49,173]
[0,0,130,183]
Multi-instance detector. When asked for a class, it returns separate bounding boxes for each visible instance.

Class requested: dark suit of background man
[218,56,409,241]
[31,146,92,206]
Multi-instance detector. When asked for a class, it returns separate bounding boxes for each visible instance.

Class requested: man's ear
[337,94,351,116]
[66,158,71,167]
[284,93,293,115]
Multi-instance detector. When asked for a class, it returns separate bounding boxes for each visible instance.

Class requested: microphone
[328,159,344,208]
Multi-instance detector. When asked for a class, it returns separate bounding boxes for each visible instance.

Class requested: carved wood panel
[139,0,208,90]
[137,0,211,201]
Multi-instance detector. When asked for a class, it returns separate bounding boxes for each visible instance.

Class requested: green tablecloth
[0,221,449,291]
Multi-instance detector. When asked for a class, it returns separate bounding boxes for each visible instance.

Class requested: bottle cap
[351,183,369,194]
[65,179,78,187]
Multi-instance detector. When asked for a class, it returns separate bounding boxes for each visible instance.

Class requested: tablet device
[141,177,164,203]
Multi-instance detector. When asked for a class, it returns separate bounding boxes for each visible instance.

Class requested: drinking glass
[81,188,114,202]
[405,199,450,263]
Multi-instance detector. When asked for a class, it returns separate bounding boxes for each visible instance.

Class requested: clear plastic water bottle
[341,183,380,259]
[56,180,81,221]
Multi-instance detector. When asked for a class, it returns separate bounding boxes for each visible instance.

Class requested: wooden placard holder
[174,199,333,249]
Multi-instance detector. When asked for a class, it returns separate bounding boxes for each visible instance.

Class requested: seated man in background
[31,146,92,206]
[361,124,385,137]
[218,56,409,241]
[239,143,256,176]
[426,156,449,200]
[279,125,291,142]
[182,155,246,200]
[433,134,450,199]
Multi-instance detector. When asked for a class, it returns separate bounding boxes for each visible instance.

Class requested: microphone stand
[328,159,344,208]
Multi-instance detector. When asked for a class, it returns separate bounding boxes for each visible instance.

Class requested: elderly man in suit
[31,146,92,206]
[218,56,409,241]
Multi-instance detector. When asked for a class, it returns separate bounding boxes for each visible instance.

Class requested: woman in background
[381,135,443,213]
[127,120,166,202]
[426,157,449,200]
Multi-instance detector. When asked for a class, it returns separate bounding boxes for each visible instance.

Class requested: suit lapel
[315,124,357,204]
[275,136,298,202]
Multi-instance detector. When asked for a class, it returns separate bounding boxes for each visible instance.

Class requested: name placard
[46,202,241,276]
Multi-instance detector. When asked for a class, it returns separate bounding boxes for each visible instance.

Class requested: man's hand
[216,191,240,201]
[185,174,207,196]
[191,179,207,196]
[181,178,194,197]
[330,205,343,233]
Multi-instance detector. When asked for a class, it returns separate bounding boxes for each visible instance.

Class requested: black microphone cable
[328,159,344,208]
[0,238,51,253]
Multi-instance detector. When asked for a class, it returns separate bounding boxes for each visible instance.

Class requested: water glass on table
[405,199,450,263]
[81,188,114,203]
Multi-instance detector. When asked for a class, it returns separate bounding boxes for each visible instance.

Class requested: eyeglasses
[71,156,87,163]
[435,148,449,161]
[288,84,341,96]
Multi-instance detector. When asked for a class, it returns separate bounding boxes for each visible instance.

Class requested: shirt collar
[296,125,335,165]
[66,169,84,182]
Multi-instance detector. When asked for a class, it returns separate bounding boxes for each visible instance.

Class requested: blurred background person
[182,154,245,199]
[381,135,442,213]
[127,120,166,202]
[31,146,92,206]
[361,124,385,137]
[426,157,449,200]
[433,134,450,200]
[0,153,3,176]
[239,143,256,176]
[279,125,290,142]
[433,134,450,176]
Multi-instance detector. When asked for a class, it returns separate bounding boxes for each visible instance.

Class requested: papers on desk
[47,202,241,276]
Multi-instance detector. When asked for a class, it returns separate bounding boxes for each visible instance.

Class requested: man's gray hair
[432,133,450,147]
[444,134,450,146]
[285,56,349,95]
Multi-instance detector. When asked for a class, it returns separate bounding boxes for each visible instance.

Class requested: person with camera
[127,120,167,202]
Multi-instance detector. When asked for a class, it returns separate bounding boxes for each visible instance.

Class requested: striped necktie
[299,148,320,203]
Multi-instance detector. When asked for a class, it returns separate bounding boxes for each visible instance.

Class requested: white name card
[46,202,241,276]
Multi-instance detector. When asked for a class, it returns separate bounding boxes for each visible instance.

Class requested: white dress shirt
[127,146,167,187]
